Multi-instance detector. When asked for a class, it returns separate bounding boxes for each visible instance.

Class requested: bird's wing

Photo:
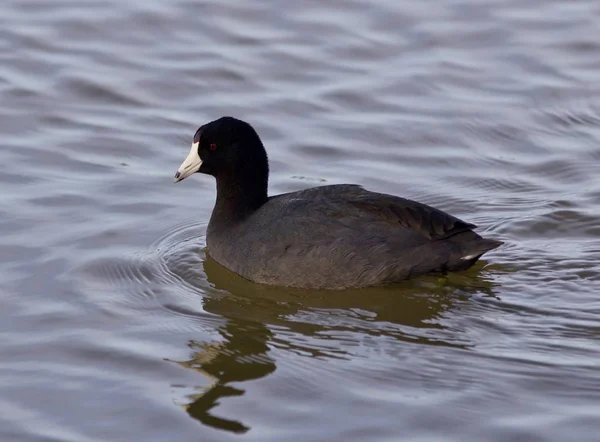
[339,186,476,240]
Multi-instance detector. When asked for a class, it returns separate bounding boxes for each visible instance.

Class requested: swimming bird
[174,117,502,290]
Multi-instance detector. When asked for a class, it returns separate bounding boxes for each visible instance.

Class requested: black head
[174,117,269,183]
[174,117,269,209]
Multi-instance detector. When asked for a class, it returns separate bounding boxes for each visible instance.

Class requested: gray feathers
[206,184,502,290]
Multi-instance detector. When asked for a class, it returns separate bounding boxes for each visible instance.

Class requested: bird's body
[175,117,503,290]
[206,184,501,289]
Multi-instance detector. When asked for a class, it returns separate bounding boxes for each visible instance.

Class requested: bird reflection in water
[169,254,501,434]
[173,319,275,434]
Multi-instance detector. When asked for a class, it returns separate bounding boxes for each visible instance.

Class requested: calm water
[1,1,599,441]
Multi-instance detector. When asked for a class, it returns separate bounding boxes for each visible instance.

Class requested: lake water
[1,1,599,441]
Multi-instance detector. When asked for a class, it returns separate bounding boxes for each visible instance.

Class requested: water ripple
[2,0,600,440]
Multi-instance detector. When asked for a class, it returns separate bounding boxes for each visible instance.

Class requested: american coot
[174,117,503,290]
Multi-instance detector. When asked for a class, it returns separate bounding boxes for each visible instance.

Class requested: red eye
[209,143,217,151]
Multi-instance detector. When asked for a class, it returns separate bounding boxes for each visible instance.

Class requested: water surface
[1,1,599,441]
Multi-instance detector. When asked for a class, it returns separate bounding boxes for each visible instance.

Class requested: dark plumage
[174,116,503,290]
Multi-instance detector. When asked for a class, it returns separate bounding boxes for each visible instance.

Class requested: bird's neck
[211,173,268,224]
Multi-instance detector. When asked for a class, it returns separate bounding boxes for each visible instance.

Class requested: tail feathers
[460,238,503,261]
[446,236,503,272]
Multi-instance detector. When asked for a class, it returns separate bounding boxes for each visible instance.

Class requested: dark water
[1,1,600,441]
